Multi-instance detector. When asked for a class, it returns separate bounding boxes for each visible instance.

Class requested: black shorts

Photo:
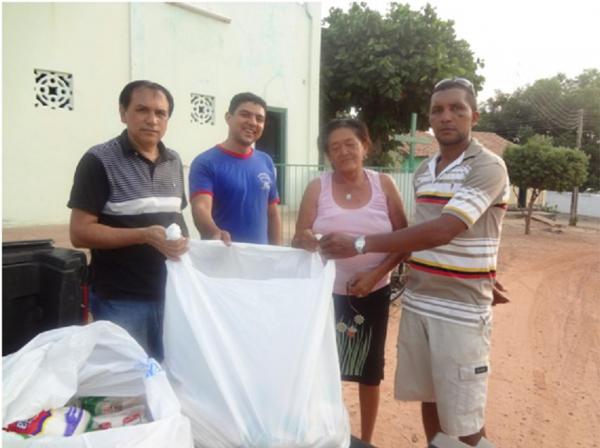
[332,285,391,386]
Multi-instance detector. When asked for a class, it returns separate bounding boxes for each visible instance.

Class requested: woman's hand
[292,229,320,252]
[348,270,381,298]
[319,232,357,259]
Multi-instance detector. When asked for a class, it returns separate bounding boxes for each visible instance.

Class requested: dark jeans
[89,289,164,361]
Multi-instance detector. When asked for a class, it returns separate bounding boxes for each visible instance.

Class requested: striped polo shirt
[402,139,510,327]
[68,130,188,300]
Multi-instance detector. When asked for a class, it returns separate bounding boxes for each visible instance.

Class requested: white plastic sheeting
[164,240,350,447]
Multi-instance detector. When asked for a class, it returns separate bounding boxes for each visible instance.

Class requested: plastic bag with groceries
[2,321,193,447]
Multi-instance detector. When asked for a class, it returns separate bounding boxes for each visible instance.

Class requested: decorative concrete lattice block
[34,69,73,110]
[191,93,215,125]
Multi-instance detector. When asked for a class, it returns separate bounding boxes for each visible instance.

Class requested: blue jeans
[89,290,165,361]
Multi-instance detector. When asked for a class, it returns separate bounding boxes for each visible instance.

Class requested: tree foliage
[320,2,484,159]
[503,135,589,234]
[478,69,600,190]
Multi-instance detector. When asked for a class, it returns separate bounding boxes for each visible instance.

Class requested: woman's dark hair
[318,118,372,154]
[119,80,175,117]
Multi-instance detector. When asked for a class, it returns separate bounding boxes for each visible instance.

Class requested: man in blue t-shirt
[189,92,282,245]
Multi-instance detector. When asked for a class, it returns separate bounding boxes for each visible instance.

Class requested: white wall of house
[3,2,321,227]
[545,191,600,218]
[3,3,130,227]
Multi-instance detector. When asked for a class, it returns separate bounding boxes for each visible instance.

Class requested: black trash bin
[2,239,87,355]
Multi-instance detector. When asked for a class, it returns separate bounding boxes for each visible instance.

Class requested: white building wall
[3,3,130,227]
[129,2,320,162]
[3,2,321,228]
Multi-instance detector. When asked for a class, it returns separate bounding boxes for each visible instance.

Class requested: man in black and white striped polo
[68,80,188,361]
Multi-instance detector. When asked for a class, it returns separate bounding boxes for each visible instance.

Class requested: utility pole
[569,109,584,226]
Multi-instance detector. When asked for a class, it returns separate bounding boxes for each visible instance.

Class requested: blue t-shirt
[189,145,279,244]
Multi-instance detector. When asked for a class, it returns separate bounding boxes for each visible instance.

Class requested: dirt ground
[3,213,599,447]
[342,214,600,447]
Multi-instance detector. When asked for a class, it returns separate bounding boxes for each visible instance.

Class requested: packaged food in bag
[4,407,91,438]
[76,396,145,417]
[89,404,147,430]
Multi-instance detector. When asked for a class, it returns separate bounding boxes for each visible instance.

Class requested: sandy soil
[342,215,600,447]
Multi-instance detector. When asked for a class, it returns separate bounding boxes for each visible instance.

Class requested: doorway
[257,107,287,203]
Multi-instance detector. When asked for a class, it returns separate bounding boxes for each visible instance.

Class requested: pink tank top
[313,169,393,295]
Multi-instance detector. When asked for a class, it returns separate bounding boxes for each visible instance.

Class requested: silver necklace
[337,172,365,201]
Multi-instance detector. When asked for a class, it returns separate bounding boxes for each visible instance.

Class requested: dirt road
[343,217,600,447]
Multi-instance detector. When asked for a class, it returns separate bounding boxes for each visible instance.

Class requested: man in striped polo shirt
[320,78,510,446]
[68,80,188,361]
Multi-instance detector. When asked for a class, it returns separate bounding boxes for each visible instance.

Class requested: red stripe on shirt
[217,144,254,159]
[190,190,213,199]
[416,197,450,205]
[409,262,496,280]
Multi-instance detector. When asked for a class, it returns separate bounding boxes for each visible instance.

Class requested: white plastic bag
[2,321,193,447]
[164,240,351,447]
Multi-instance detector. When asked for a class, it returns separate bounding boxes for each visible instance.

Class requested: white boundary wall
[545,191,600,218]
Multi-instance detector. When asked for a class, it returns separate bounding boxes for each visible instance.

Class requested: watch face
[355,236,365,253]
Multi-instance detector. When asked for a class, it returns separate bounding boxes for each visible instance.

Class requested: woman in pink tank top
[292,119,409,444]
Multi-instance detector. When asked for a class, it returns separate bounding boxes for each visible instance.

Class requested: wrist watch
[354,235,366,254]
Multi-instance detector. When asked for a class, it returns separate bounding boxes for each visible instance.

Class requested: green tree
[321,2,484,161]
[478,69,600,190]
[503,135,588,234]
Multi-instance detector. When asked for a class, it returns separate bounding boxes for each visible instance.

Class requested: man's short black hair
[119,80,175,117]
[228,92,267,115]
[432,77,477,111]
